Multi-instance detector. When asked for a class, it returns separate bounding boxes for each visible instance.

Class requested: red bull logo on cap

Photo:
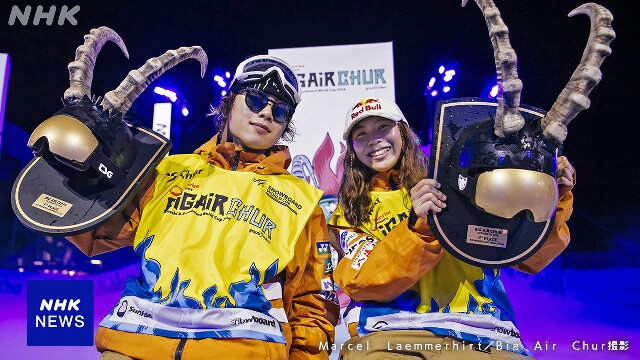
[351,99,382,119]
[352,98,380,110]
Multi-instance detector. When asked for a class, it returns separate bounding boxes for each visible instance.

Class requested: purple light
[181,107,189,116]
[438,66,445,74]
[153,87,177,102]
[490,84,499,98]
[431,90,438,97]
[443,86,451,93]
[428,77,436,89]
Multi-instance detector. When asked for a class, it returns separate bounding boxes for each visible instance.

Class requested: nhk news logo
[27,280,93,346]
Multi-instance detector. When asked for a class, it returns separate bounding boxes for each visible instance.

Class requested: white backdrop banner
[269,42,395,218]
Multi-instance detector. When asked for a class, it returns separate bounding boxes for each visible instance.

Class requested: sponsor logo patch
[323,257,334,275]
[316,242,331,256]
[320,277,334,291]
[319,290,339,305]
[351,241,376,270]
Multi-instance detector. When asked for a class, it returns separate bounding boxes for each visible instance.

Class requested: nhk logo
[27,280,93,346]
[8,5,80,26]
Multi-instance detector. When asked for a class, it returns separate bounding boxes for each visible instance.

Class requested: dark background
[1,0,638,269]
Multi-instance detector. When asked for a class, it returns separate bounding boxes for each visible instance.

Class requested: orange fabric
[331,171,444,303]
[67,134,338,359]
[96,327,288,360]
[330,169,573,303]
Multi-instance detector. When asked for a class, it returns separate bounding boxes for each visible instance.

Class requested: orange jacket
[67,135,339,360]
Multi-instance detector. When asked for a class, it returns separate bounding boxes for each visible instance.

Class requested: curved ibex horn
[541,3,615,143]
[462,0,525,137]
[101,46,208,117]
[64,26,129,100]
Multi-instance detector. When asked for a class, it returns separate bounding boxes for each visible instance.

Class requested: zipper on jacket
[175,338,187,360]
[232,151,241,170]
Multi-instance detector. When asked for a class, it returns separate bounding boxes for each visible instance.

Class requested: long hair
[339,122,428,226]
[207,92,297,142]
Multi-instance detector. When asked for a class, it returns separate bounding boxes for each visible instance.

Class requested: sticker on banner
[466,225,508,248]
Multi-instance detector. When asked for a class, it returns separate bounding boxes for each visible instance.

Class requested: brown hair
[339,122,428,226]
[208,91,297,142]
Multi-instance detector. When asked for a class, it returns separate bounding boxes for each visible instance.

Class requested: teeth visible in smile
[370,148,390,157]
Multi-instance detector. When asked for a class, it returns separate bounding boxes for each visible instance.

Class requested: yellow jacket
[67,135,339,360]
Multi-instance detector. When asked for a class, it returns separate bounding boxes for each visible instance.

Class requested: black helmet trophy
[428,1,615,267]
[12,27,208,236]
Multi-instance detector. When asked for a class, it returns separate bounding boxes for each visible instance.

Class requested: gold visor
[474,168,558,222]
[28,115,99,163]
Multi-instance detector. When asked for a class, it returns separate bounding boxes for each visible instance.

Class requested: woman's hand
[556,156,575,198]
[410,179,447,217]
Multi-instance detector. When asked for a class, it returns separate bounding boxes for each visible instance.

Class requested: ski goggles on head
[230,55,301,106]
[242,88,293,124]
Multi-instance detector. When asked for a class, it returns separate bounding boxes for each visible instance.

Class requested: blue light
[438,66,445,74]
[443,86,451,93]
[221,90,227,96]
[225,71,231,78]
[428,77,436,89]
[213,75,222,82]
[431,90,438,97]
[182,107,189,116]
[153,87,177,102]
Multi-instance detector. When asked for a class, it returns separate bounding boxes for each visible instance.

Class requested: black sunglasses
[242,88,293,124]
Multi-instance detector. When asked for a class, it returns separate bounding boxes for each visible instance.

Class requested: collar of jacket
[194,133,292,175]
[370,169,401,191]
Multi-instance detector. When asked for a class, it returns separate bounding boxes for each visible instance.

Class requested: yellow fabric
[330,189,491,313]
[67,135,339,358]
[329,188,411,239]
[137,153,323,308]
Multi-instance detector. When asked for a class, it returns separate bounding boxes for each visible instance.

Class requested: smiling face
[228,92,287,151]
[350,116,403,172]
